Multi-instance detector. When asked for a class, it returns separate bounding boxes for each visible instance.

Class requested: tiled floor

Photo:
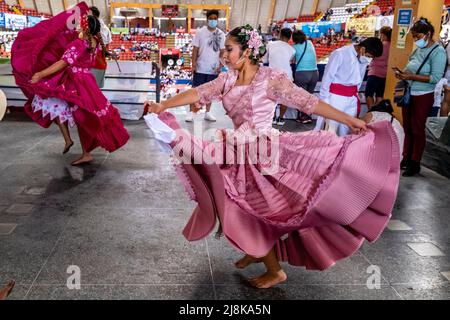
[0,106,449,300]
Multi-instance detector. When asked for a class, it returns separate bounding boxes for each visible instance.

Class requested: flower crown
[238,25,266,62]
[80,14,88,31]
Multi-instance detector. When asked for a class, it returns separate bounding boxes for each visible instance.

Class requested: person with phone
[394,18,446,177]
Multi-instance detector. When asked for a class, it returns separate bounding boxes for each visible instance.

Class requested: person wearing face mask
[394,18,446,177]
[186,9,225,122]
[315,37,384,136]
[365,27,392,109]
[144,25,401,289]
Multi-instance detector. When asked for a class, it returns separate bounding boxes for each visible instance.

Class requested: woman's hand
[345,116,367,134]
[144,101,167,114]
[30,72,42,84]
[396,70,413,81]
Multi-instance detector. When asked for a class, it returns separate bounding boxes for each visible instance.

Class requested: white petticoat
[32,95,78,127]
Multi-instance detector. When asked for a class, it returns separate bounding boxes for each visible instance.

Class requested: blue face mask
[208,20,218,29]
[415,38,428,49]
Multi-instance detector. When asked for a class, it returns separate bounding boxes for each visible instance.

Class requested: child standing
[315,38,383,136]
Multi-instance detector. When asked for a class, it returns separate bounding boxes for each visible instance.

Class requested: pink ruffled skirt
[159,112,400,271]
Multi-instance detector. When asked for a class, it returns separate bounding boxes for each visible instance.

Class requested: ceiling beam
[284,0,290,20]
[256,0,261,26]
[298,0,304,18]
[268,0,276,24]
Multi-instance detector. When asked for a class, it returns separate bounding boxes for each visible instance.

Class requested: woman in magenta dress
[12,2,129,165]
[146,26,400,289]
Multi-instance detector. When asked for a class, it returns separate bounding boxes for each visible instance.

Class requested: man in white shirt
[315,37,383,136]
[263,28,296,125]
[89,6,112,88]
[187,9,225,122]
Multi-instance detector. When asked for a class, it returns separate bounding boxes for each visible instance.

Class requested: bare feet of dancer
[235,254,262,269]
[63,141,74,154]
[248,270,287,289]
[71,153,93,166]
[0,280,15,300]
[247,248,287,289]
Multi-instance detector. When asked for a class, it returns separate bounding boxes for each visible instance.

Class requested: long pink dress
[158,67,400,271]
[11,2,129,153]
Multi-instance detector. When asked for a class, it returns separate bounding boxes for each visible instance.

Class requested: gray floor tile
[440,271,450,282]
[0,223,17,235]
[5,204,34,215]
[23,187,47,196]
[393,283,450,300]
[25,284,215,300]
[215,284,401,300]
[407,243,445,257]
[33,208,211,285]
[387,220,413,231]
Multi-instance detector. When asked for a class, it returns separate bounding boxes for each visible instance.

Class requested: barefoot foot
[63,141,74,154]
[248,270,287,289]
[71,154,93,166]
[235,255,262,269]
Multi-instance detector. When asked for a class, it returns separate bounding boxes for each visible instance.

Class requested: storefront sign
[397,9,413,26]
[27,16,42,27]
[4,13,27,30]
[301,21,342,38]
[0,13,5,28]
[376,15,394,30]
[111,27,129,34]
[162,5,178,18]
[346,17,377,37]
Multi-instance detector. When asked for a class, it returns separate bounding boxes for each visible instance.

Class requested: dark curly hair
[227,25,266,65]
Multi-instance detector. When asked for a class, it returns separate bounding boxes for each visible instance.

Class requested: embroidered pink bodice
[62,38,97,71]
[196,67,319,132]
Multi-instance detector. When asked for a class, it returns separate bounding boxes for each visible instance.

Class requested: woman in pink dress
[146,26,400,289]
[12,2,129,165]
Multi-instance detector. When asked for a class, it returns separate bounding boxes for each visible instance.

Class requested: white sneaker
[277,118,285,126]
[272,117,278,125]
[204,112,217,122]
[185,112,194,122]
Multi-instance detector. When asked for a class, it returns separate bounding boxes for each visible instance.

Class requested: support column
[385,0,445,122]
[187,8,191,32]
[226,6,230,32]
[148,6,153,29]
[311,0,319,15]
[268,0,277,26]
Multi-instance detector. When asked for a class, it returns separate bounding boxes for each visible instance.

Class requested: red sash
[329,83,361,117]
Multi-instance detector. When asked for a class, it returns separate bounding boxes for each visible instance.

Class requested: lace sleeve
[62,40,83,66]
[267,70,319,115]
[195,72,228,105]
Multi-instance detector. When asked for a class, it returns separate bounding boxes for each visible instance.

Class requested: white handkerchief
[144,113,176,144]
